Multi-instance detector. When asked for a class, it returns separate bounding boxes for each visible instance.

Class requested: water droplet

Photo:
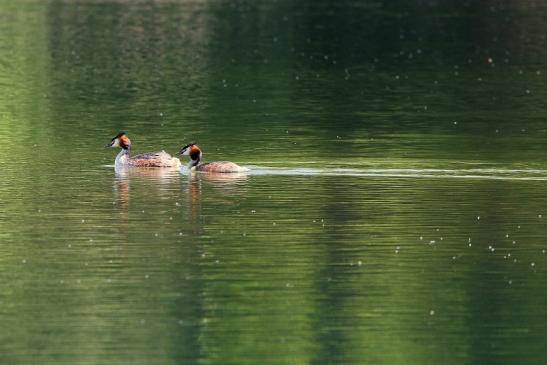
[430,310,435,316]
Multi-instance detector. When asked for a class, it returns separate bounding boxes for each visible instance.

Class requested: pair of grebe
[106,132,247,173]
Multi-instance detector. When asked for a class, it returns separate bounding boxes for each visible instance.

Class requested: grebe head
[178,143,202,169]
[106,132,131,150]
[178,143,202,160]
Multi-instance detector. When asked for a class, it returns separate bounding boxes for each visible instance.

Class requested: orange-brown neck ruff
[119,134,131,150]
[189,145,201,161]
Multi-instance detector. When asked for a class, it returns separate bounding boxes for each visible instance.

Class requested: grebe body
[106,132,181,168]
[179,143,247,173]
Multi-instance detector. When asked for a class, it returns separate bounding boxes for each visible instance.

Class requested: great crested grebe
[106,132,181,167]
[178,143,248,173]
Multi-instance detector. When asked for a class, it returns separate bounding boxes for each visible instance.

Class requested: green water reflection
[1,1,547,364]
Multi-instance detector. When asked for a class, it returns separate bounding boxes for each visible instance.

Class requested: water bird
[106,132,181,167]
[178,143,248,173]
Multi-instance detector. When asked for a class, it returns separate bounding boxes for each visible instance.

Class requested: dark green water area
[1,1,546,364]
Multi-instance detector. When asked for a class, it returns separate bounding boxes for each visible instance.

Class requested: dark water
[1,1,547,364]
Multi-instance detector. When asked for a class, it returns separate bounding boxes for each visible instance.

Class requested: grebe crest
[178,143,248,173]
[106,132,181,168]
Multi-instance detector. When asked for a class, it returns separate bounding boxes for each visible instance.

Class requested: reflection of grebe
[178,143,248,173]
[106,132,181,168]
[114,165,180,181]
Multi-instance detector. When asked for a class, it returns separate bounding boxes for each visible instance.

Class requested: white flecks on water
[429,310,435,316]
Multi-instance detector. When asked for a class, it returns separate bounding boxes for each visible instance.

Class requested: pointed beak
[178,147,187,155]
[105,142,113,148]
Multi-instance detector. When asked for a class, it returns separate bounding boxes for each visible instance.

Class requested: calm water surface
[1,1,547,364]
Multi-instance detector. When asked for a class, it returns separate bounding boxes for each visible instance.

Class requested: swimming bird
[106,132,181,167]
[178,143,248,173]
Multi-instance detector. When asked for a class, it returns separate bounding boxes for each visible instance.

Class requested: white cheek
[182,149,190,156]
[111,138,120,147]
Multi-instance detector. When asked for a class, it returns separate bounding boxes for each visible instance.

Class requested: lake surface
[1,1,547,364]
